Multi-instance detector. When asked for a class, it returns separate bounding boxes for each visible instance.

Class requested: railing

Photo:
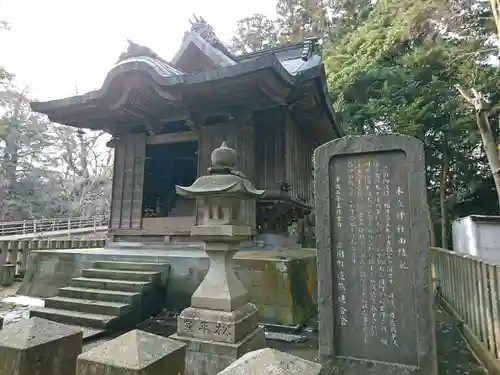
[432,247,500,374]
[0,216,108,237]
[0,239,107,279]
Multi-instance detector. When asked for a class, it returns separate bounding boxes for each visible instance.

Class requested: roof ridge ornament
[186,14,236,60]
[117,39,160,63]
[301,37,321,61]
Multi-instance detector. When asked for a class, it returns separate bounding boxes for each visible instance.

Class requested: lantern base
[190,240,249,312]
[176,303,259,344]
[171,325,265,375]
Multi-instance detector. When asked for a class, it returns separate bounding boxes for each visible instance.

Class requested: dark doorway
[142,141,198,217]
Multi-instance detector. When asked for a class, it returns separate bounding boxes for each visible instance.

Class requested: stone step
[93,261,168,273]
[61,325,106,341]
[70,277,151,293]
[81,268,162,283]
[30,307,117,329]
[58,286,141,304]
[45,296,132,316]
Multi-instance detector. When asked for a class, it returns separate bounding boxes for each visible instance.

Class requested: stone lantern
[170,142,267,375]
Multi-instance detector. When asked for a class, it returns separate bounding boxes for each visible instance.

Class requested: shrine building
[31,18,344,248]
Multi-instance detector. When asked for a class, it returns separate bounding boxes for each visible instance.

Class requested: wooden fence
[0,239,106,278]
[432,247,500,374]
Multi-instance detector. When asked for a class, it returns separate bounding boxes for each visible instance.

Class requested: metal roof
[279,55,322,76]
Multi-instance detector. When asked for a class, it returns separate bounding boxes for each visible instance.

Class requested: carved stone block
[76,330,185,375]
[177,303,259,344]
[0,317,82,375]
[217,348,322,375]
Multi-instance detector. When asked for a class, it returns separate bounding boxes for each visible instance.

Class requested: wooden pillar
[110,134,146,231]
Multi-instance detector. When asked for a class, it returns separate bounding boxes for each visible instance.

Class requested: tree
[275,0,332,42]
[0,18,13,84]
[490,0,500,43]
[0,86,55,220]
[0,83,113,221]
[456,85,500,212]
[454,0,500,211]
[323,0,500,245]
[52,125,113,218]
[231,0,339,53]
[231,14,278,54]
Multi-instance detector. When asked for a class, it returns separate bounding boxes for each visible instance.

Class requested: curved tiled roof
[30,40,345,138]
[113,56,184,78]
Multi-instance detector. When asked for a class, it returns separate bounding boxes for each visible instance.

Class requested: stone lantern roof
[175,142,266,199]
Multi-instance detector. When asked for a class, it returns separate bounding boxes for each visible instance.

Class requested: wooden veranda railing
[432,247,500,374]
[0,239,106,279]
[0,216,108,237]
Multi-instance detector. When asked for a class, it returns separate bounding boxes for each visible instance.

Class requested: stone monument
[313,135,437,374]
[76,330,186,375]
[170,142,267,375]
[0,317,83,375]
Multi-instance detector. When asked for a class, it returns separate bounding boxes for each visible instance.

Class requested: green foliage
[231,14,278,54]
[323,0,500,235]
[232,0,500,240]
[231,0,344,52]
[0,86,112,221]
[0,19,13,84]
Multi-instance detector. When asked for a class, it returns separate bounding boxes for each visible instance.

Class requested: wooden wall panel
[235,124,256,229]
[131,135,146,229]
[285,112,314,205]
[109,134,146,230]
[110,140,126,229]
[254,108,286,191]
[121,137,135,228]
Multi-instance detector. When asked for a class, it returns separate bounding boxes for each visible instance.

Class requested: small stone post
[0,241,15,286]
[170,142,267,375]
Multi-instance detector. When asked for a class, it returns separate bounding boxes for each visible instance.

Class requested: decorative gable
[171,15,236,73]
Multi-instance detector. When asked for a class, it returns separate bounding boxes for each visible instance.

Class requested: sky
[0,0,276,101]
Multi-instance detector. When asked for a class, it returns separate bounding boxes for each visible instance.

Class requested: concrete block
[0,317,82,375]
[0,264,15,286]
[76,330,185,375]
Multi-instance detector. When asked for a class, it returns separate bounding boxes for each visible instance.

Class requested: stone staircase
[30,261,170,340]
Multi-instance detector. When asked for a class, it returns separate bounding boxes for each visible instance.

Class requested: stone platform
[18,247,317,327]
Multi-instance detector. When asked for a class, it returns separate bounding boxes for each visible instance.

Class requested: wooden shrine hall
[31,18,345,248]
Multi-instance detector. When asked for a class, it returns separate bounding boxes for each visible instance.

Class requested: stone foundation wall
[18,248,317,327]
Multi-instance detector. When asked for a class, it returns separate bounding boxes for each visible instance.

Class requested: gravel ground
[0,284,487,374]
[0,282,32,327]
[137,307,486,374]
[435,307,485,374]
